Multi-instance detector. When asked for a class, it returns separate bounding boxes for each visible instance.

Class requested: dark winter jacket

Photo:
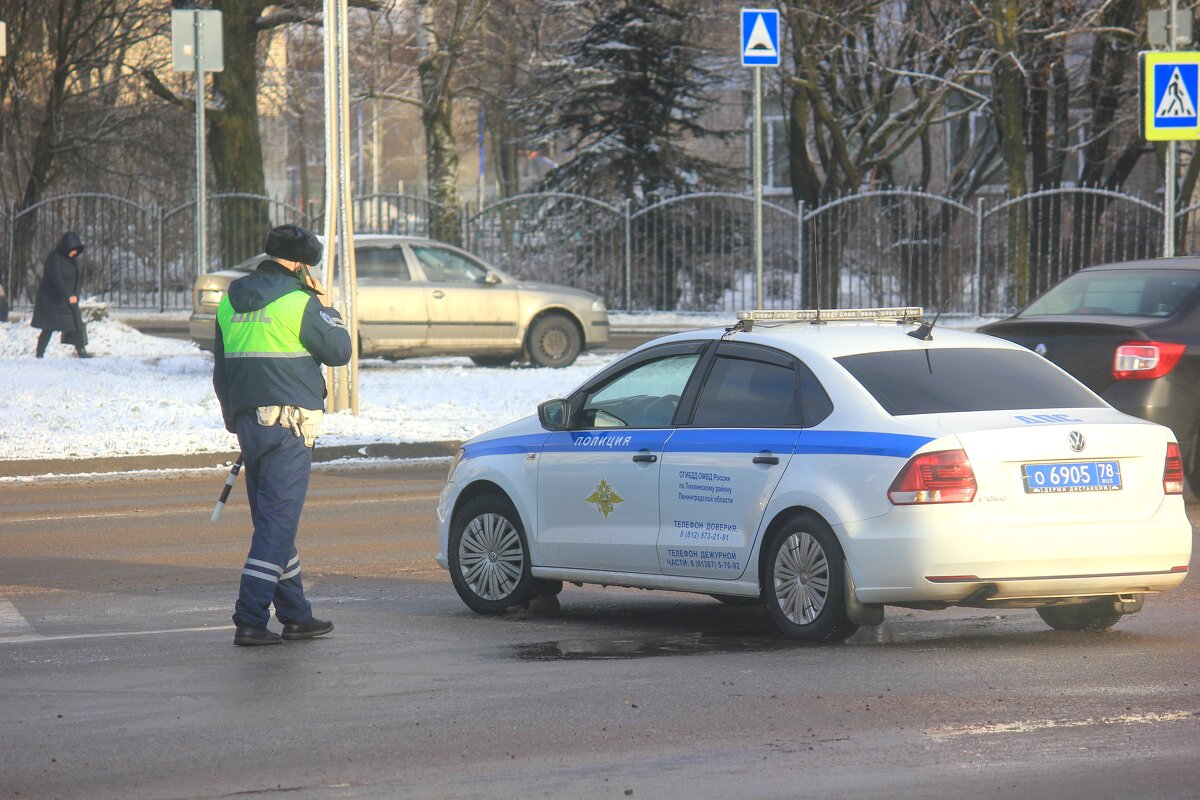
[212,260,352,432]
[31,232,84,332]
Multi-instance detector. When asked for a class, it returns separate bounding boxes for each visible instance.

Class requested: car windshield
[835,348,1105,416]
[1019,269,1200,318]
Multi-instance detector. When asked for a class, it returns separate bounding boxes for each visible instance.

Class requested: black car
[979,257,1200,488]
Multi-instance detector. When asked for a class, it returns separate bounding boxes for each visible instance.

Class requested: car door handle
[431,290,445,299]
[753,453,780,465]
[632,451,658,463]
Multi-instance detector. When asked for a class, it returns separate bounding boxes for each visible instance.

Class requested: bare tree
[779,1,986,306]
[0,0,179,297]
[973,0,1154,304]
[145,0,380,265]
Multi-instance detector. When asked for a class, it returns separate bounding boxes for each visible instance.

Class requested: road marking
[0,599,37,636]
[926,710,1197,741]
[0,624,236,645]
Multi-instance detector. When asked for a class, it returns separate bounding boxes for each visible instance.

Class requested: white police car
[435,308,1192,642]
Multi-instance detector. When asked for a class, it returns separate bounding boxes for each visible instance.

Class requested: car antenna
[908,298,950,341]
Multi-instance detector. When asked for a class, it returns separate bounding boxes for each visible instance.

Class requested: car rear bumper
[837,498,1191,604]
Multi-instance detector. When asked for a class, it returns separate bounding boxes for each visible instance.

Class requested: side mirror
[482,271,501,285]
[537,398,571,431]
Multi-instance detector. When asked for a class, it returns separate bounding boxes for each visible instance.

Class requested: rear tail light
[889,449,977,505]
[1113,341,1185,380]
[1164,442,1185,495]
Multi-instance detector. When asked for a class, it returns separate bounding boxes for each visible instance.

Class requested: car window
[411,245,488,283]
[580,354,701,428]
[836,348,1106,416]
[355,247,411,280]
[1021,270,1200,317]
[690,355,798,427]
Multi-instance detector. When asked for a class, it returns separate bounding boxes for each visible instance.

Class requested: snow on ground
[0,317,621,461]
[0,309,998,463]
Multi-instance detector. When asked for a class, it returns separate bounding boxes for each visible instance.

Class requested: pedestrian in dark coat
[32,232,90,358]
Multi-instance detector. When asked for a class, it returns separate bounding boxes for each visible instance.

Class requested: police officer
[213,224,352,646]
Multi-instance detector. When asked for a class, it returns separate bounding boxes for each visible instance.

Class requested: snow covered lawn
[0,318,623,461]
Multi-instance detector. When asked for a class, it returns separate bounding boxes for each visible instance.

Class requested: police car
[435,308,1192,642]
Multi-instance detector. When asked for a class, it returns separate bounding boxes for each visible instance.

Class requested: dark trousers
[232,412,315,629]
[35,328,86,358]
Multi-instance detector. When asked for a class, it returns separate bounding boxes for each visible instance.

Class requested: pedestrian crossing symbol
[1142,52,1200,140]
[741,9,780,67]
[1155,64,1198,125]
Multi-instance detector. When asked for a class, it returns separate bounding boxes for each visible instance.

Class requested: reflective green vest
[217,290,310,358]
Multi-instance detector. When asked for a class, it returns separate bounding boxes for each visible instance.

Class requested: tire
[527,313,582,368]
[761,513,858,642]
[470,354,516,368]
[709,594,760,606]
[449,493,535,615]
[1036,599,1122,631]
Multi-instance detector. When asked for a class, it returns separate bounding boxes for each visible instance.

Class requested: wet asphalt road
[1,462,1199,799]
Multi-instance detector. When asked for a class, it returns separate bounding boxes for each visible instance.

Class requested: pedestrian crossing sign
[741,9,780,67]
[1142,51,1200,140]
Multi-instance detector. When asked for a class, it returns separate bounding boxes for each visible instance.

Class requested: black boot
[35,329,51,358]
[75,347,92,359]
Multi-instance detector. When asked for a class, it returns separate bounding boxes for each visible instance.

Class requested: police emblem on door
[585,480,624,518]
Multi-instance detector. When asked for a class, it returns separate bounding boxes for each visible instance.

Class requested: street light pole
[193,13,207,277]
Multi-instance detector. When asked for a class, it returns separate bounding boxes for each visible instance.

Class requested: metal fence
[3,187,1173,315]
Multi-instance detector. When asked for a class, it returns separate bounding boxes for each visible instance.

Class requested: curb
[0,440,462,479]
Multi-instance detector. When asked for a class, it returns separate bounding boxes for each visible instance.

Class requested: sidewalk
[0,440,461,479]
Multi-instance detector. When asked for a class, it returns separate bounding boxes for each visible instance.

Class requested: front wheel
[1036,599,1122,631]
[449,494,535,615]
[527,314,582,368]
[762,513,858,642]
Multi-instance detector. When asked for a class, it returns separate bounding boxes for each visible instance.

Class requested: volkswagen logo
[1035,342,1048,356]
[1068,431,1086,452]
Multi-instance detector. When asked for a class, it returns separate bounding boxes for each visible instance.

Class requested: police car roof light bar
[736,307,924,324]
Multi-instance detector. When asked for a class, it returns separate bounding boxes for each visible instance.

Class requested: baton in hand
[210,455,244,523]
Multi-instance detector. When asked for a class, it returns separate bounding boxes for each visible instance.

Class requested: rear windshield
[835,348,1105,416]
[1020,269,1200,318]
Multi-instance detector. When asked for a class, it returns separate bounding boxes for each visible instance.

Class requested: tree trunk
[990,0,1030,307]
[210,0,270,267]
[417,2,464,246]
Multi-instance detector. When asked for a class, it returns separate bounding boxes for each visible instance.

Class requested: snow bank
[0,318,618,461]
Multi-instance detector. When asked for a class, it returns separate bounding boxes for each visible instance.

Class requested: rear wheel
[1036,599,1122,631]
[449,494,535,615]
[762,513,858,642]
[527,313,582,368]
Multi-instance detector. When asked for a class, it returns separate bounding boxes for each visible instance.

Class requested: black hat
[265,224,321,266]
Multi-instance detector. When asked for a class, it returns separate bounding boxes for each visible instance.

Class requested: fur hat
[264,224,322,266]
